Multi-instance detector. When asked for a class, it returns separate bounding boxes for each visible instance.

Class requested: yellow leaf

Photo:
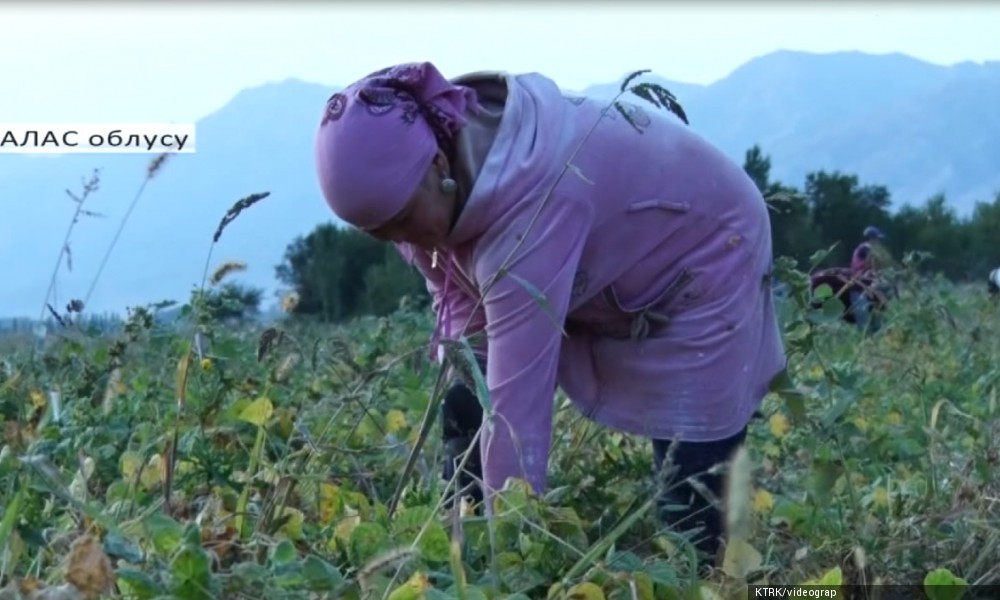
[802,566,843,586]
[279,507,304,541]
[752,489,775,513]
[140,454,165,490]
[852,416,869,432]
[175,352,191,408]
[547,583,563,600]
[334,503,361,542]
[694,583,725,600]
[387,571,430,600]
[632,573,655,600]
[120,451,144,481]
[872,486,890,509]
[239,397,274,427]
[769,413,790,438]
[886,412,902,426]
[385,409,407,434]
[722,536,762,580]
[567,581,605,600]
[319,483,344,526]
[200,358,213,371]
[30,390,46,409]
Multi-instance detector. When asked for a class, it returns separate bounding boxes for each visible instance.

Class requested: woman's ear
[433,149,451,178]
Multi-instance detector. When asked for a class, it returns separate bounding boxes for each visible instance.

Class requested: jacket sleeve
[472,200,592,496]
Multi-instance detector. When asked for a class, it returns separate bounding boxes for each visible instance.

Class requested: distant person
[850,225,892,277]
[989,267,1000,298]
[312,62,787,570]
[846,226,893,332]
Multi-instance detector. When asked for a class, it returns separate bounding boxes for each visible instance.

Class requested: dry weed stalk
[280,290,300,313]
[257,326,289,362]
[211,192,271,244]
[273,353,299,383]
[210,260,248,286]
[82,153,171,311]
[164,190,271,514]
[38,169,101,323]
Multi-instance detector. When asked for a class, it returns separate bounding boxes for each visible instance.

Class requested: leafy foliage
[745,144,1000,281]
[2,254,998,598]
[191,282,263,324]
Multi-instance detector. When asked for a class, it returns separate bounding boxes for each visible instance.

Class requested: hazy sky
[1,2,998,125]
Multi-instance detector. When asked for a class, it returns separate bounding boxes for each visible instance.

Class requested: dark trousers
[441,380,747,569]
[441,381,486,503]
[652,427,747,566]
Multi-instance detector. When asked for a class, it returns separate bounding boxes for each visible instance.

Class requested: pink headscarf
[314,62,479,230]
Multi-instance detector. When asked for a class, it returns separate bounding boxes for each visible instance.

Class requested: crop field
[1,246,997,600]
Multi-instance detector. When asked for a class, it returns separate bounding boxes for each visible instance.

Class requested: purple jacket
[397,71,786,495]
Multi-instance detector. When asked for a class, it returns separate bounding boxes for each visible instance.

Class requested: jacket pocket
[598,268,698,342]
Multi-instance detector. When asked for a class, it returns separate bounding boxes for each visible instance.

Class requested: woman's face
[367,150,457,250]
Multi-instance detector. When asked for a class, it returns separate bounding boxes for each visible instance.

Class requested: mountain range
[2,49,998,319]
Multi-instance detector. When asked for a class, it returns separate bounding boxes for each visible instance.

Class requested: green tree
[890,194,968,278]
[276,226,339,319]
[276,223,428,322]
[804,171,892,267]
[195,281,263,323]
[362,244,431,316]
[965,191,1000,277]
[743,145,811,266]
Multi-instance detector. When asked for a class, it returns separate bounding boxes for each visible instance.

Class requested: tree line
[747,146,1000,279]
[270,145,999,323]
